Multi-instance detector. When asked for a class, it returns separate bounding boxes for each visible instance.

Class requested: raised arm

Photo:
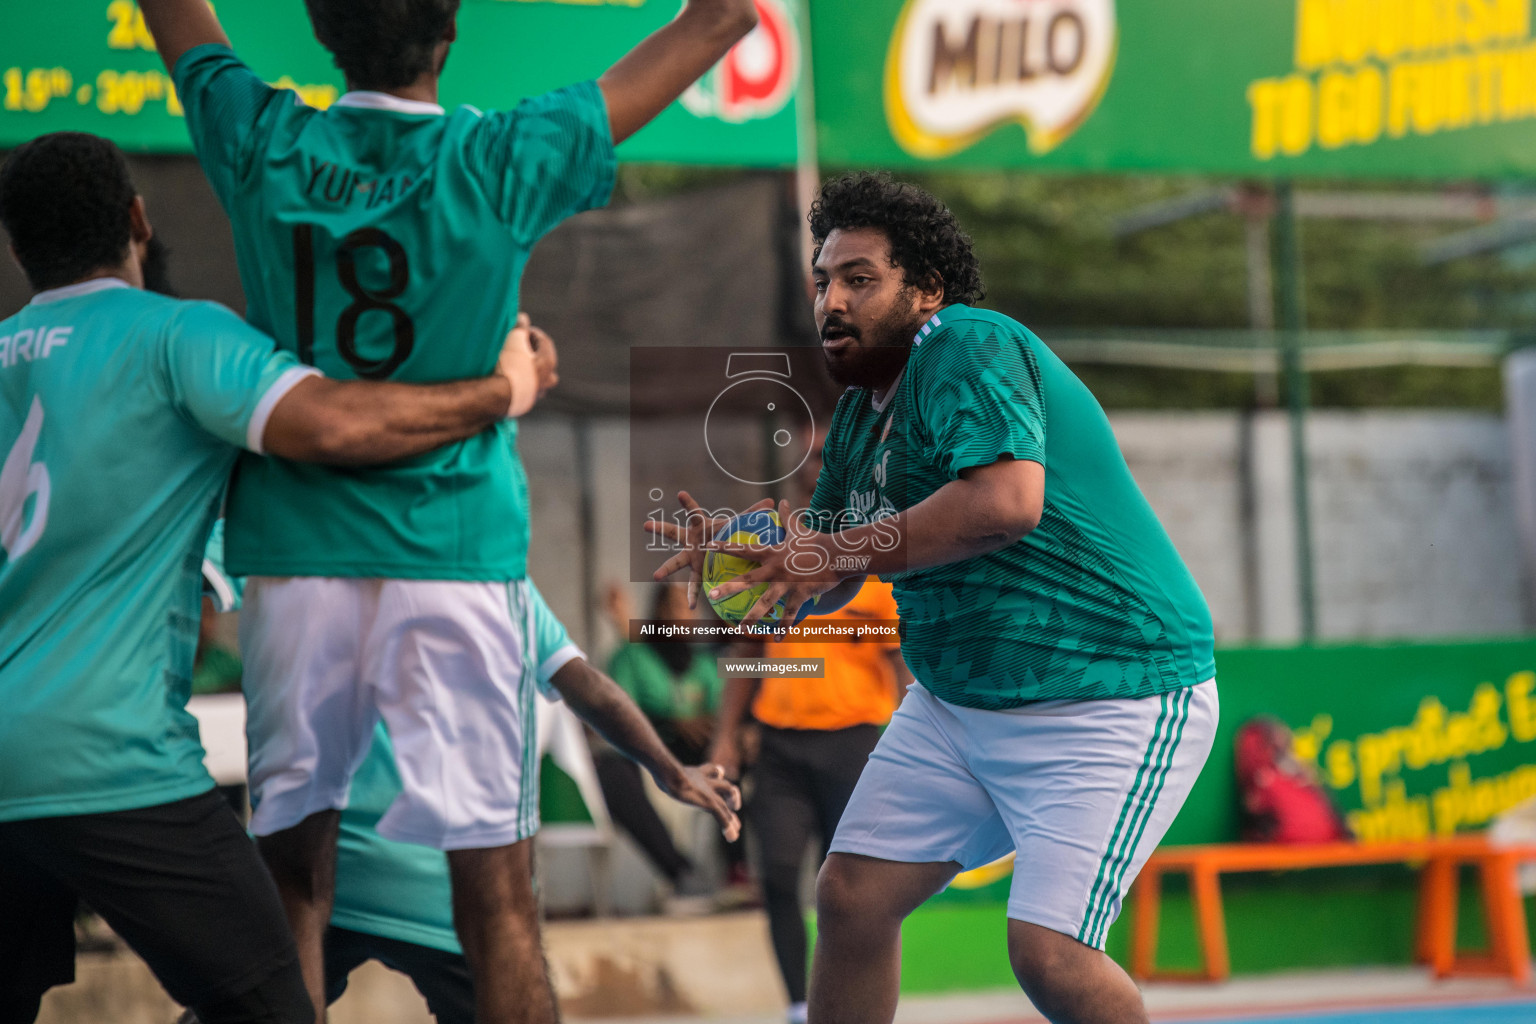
[138,0,231,74]
[599,0,759,145]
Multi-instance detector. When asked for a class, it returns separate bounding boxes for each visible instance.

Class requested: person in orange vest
[708,444,910,1024]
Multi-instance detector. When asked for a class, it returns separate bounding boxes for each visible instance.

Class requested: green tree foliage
[913,173,1536,332]
[909,172,1536,409]
[614,166,1536,408]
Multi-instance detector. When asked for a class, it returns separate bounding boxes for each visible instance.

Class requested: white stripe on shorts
[1078,685,1193,946]
[827,679,1218,948]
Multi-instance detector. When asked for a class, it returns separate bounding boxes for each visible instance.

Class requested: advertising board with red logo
[0,0,804,165]
[9,0,1534,176]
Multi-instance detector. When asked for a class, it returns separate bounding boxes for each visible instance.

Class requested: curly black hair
[305,0,459,91]
[808,172,984,306]
[0,132,136,292]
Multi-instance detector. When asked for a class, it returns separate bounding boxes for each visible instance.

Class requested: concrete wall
[1294,412,1525,640]
[1119,409,1525,644]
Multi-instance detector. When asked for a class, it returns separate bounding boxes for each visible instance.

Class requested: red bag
[1235,716,1352,843]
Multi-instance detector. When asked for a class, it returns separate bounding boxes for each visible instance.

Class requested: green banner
[1169,638,1536,846]
[811,0,1536,178]
[0,0,802,166]
[937,637,1536,907]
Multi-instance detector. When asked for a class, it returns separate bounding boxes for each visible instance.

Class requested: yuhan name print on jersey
[173,45,617,580]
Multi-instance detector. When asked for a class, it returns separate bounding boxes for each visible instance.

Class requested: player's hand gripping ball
[703,509,856,629]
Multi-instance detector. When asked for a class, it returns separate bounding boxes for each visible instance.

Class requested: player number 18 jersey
[174,45,617,580]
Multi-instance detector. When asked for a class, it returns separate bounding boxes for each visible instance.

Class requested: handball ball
[703,509,857,628]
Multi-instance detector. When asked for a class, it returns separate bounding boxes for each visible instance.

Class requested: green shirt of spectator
[607,642,722,720]
[605,583,722,755]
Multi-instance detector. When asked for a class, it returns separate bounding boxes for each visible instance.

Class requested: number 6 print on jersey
[0,396,50,563]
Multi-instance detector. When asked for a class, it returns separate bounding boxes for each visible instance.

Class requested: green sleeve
[172,44,280,205]
[461,80,617,246]
[691,653,724,713]
[606,644,672,718]
[157,301,317,452]
[526,579,583,693]
[912,321,1046,478]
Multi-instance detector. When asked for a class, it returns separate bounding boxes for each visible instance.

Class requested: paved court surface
[1169,1001,1536,1023]
[904,969,1536,1024]
[574,968,1536,1024]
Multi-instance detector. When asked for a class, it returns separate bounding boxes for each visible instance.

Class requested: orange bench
[1130,836,1536,984]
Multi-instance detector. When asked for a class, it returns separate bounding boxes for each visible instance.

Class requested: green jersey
[0,280,310,821]
[331,580,580,952]
[607,643,723,720]
[173,45,617,580]
[811,306,1213,709]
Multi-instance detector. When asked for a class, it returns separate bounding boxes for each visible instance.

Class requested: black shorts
[324,927,474,1024]
[0,788,310,1024]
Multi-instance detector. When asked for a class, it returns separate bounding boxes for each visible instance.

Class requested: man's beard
[821,301,920,391]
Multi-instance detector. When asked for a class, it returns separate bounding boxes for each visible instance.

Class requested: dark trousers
[0,789,310,1024]
[594,728,748,884]
[593,753,694,883]
[324,927,473,1024]
[749,724,882,1004]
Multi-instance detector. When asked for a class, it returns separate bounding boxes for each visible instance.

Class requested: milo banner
[0,0,803,165]
[812,0,1536,177]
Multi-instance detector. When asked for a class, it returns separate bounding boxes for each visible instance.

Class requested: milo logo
[682,0,800,123]
[885,0,1117,158]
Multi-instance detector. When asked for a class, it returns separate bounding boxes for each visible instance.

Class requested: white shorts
[240,577,552,850]
[829,679,1218,949]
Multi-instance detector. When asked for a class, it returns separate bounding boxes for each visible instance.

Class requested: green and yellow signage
[0,0,803,166]
[812,0,1536,178]
[6,1,1536,176]
[1166,639,1536,846]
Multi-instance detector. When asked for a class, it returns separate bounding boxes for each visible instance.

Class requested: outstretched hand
[656,763,742,841]
[643,491,773,609]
